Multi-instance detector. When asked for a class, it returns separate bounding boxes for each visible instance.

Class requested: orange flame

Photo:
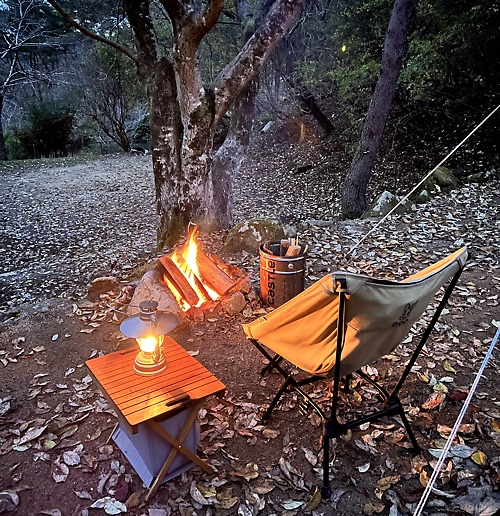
[168,230,219,311]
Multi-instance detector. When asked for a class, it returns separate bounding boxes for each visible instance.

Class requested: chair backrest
[243,247,467,378]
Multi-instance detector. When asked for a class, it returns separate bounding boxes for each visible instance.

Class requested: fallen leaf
[357,462,371,473]
[218,495,238,509]
[0,491,19,512]
[422,391,446,410]
[433,382,449,393]
[443,361,457,373]
[17,424,48,446]
[90,497,127,515]
[124,491,141,508]
[302,447,318,467]
[262,428,280,439]
[303,489,321,512]
[231,463,259,481]
[364,501,385,515]
[74,491,93,500]
[281,499,303,510]
[471,450,488,466]
[420,469,430,487]
[448,389,468,402]
[376,475,400,491]
[251,480,276,495]
[190,481,212,506]
[51,457,69,483]
[63,450,81,466]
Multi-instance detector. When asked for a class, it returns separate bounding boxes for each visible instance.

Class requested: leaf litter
[0,156,499,514]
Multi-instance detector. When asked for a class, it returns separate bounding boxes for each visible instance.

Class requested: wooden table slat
[86,339,225,430]
[125,379,226,426]
[90,358,204,396]
[117,370,220,412]
[109,366,212,404]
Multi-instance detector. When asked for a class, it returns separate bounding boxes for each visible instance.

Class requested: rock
[413,189,431,204]
[220,218,286,255]
[412,166,460,203]
[362,191,414,218]
[221,291,247,315]
[261,121,274,133]
[433,166,459,188]
[462,171,495,184]
[186,305,204,322]
[126,268,183,319]
[88,276,121,301]
[292,164,314,175]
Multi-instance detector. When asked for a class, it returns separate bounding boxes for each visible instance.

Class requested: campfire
[157,226,240,314]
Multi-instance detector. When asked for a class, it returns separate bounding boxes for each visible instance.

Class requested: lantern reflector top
[120,300,178,338]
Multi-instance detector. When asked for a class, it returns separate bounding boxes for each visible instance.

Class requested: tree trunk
[0,95,7,161]
[295,87,334,137]
[341,0,418,218]
[47,0,304,247]
[212,80,258,228]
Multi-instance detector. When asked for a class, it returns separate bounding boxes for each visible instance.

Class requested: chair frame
[249,265,465,498]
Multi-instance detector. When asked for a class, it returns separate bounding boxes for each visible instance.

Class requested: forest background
[0,0,499,243]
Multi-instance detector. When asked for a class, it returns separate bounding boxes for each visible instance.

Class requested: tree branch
[211,0,304,124]
[44,0,139,64]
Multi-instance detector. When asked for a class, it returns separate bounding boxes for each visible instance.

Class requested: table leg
[145,399,213,502]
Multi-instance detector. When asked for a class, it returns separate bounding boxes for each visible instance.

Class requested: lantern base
[134,352,168,376]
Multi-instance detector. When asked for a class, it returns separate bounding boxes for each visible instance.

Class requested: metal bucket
[259,242,307,307]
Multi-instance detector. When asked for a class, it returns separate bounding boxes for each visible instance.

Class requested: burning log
[157,255,199,308]
[195,253,234,296]
[175,253,212,302]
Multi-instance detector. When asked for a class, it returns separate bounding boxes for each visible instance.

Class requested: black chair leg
[263,376,294,420]
[321,426,331,499]
[398,408,421,453]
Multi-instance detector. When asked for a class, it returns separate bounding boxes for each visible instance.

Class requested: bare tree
[82,50,147,153]
[46,0,304,247]
[341,0,418,218]
[0,0,55,159]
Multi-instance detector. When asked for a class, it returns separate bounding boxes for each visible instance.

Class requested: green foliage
[4,131,25,160]
[17,100,76,158]
[400,0,500,107]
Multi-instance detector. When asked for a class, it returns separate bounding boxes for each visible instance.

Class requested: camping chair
[243,247,468,498]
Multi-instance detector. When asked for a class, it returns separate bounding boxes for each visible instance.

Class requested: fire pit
[152,226,251,320]
[158,226,236,311]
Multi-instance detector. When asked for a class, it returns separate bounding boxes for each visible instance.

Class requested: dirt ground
[0,148,499,516]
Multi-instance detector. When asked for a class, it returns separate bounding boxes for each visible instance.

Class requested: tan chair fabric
[243,247,467,378]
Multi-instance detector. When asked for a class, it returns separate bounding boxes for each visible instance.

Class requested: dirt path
[0,155,158,317]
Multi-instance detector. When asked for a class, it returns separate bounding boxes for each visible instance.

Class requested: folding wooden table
[86,336,225,501]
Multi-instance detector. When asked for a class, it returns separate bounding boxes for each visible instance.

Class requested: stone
[433,166,459,188]
[362,191,414,219]
[412,166,460,203]
[220,218,286,255]
[126,268,183,320]
[88,276,121,300]
[221,291,247,315]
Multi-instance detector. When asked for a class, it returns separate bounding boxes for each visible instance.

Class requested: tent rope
[347,103,500,258]
[412,326,500,516]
